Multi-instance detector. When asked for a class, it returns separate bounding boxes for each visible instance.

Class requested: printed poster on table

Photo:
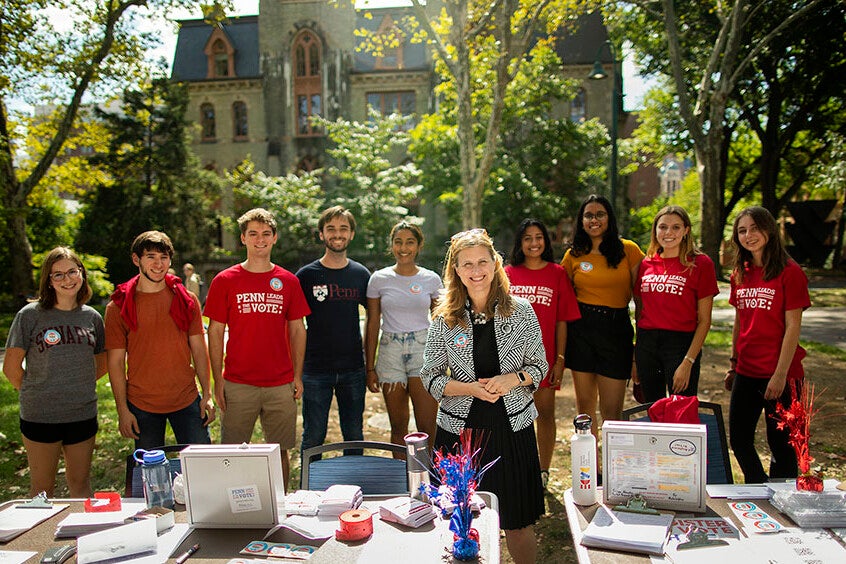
[602,420,707,512]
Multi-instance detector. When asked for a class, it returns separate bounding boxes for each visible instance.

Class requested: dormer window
[204,28,235,79]
[375,14,403,70]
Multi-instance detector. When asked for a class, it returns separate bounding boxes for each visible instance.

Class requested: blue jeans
[301,368,366,458]
[128,395,211,451]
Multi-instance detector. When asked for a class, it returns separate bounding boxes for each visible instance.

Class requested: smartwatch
[516,370,528,383]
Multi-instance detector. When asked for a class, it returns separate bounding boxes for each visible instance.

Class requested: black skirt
[435,397,544,530]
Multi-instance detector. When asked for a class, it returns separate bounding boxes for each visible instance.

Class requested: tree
[352,0,592,229]
[76,78,222,283]
[1,0,195,302]
[607,0,831,264]
[227,160,325,269]
[317,110,423,257]
[409,37,608,244]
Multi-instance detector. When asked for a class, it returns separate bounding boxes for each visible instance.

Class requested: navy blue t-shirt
[296,259,370,372]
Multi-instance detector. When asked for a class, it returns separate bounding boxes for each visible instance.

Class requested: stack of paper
[0,502,68,542]
[54,501,147,538]
[317,485,362,516]
[284,490,323,516]
[378,497,437,528]
[580,504,674,556]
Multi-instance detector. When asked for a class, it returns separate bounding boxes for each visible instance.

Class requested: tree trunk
[6,209,34,305]
[697,143,723,270]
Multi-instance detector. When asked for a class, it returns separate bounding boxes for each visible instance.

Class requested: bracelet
[684,355,695,365]
[557,354,565,360]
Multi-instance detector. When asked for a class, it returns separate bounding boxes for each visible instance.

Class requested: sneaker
[540,470,549,489]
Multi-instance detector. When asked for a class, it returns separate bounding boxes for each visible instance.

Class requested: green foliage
[228,160,325,267]
[30,250,113,303]
[316,110,423,255]
[628,196,669,250]
[76,78,223,283]
[409,38,607,237]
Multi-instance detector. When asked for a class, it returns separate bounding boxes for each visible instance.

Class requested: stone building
[170,2,621,255]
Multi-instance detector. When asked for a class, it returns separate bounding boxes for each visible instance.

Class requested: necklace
[470,309,488,325]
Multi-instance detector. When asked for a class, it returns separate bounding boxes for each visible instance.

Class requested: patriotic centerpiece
[771,380,823,492]
[423,430,498,561]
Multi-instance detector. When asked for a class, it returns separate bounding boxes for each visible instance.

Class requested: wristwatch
[516,370,528,383]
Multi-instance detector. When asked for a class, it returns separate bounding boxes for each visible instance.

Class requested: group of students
[3,197,809,564]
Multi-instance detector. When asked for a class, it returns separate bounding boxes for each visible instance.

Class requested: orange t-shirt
[105,288,204,413]
[561,238,645,308]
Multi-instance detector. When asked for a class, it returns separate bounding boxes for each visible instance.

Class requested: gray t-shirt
[366,266,443,333]
[5,303,105,423]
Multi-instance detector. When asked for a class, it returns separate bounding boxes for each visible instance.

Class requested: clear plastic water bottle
[134,449,175,509]
[570,414,597,506]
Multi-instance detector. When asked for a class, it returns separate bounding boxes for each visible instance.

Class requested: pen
[174,543,200,564]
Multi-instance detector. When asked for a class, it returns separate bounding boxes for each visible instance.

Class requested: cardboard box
[180,444,285,528]
[602,420,707,513]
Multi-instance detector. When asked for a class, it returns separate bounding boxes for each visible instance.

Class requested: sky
[149,0,650,111]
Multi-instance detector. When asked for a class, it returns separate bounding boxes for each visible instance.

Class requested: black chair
[300,441,410,495]
[621,401,734,484]
[124,444,189,498]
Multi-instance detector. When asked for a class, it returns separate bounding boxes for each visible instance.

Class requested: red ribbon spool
[335,508,374,541]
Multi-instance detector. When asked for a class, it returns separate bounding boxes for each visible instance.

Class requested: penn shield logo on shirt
[579,262,593,272]
[313,284,328,302]
[269,277,283,291]
[43,329,61,346]
[409,282,422,294]
[453,333,469,348]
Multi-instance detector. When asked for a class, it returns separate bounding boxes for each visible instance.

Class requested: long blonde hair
[646,205,701,269]
[433,229,513,328]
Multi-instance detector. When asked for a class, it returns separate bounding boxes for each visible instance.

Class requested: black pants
[729,373,798,484]
[635,328,699,402]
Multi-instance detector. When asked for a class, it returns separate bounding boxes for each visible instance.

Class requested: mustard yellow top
[560,238,645,308]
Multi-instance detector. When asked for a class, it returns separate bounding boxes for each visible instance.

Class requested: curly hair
[569,194,625,268]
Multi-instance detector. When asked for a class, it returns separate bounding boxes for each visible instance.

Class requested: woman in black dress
[421,229,547,564]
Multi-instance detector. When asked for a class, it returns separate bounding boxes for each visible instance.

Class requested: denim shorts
[375,329,428,385]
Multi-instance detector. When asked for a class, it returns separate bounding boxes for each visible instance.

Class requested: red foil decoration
[772,380,819,486]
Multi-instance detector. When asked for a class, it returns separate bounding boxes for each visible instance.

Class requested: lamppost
[588,40,620,210]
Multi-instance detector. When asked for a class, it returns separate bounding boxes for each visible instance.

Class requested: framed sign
[602,420,707,512]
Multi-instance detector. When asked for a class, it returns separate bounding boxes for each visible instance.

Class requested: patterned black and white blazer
[421,297,548,434]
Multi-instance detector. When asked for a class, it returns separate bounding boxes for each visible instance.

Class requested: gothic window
[204,29,235,79]
[366,91,416,129]
[375,14,403,70]
[213,40,229,77]
[232,101,248,139]
[200,103,216,140]
[570,88,586,122]
[293,31,322,136]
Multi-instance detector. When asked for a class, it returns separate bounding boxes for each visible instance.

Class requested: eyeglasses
[50,268,82,282]
[450,228,488,241]
[583,212,608,221]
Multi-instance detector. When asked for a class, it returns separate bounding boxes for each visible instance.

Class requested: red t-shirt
[203,264,311,386]
[505,263,581,379]
[729,261,810,379]
[634,254,719,332]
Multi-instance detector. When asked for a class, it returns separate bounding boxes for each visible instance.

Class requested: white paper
[580,505,674,555]
[0,503,68,541]
[705,485,771,499]
[744,528,846,563]
[270,514,340,540]
[77,518,158,564]
[0,551,38,564]
[766,479,841,494]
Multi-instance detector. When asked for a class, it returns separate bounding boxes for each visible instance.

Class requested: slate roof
[556,11,613,65]
[171,15,261,81]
